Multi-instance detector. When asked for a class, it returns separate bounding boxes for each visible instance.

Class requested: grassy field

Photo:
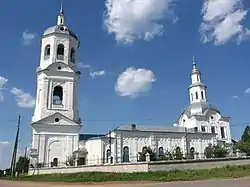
[3,165,250,183]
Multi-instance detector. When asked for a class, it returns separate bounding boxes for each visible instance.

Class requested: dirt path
[1,178,250,187]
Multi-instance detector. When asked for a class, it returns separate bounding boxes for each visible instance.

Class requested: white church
[29,7,232,168]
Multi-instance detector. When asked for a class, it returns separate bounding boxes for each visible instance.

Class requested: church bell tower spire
[188,57,207,104]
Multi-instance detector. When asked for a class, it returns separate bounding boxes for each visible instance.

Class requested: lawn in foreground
[5,165,250,183]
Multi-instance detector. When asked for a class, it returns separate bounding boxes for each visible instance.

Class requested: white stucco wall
[83,130,216,165]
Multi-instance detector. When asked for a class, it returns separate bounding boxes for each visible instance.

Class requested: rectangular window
[220,127,225,138]
[201,91,204,99]
[211,126,215,134]
[194,127,198,132]
[201,126,206,132]
[195,92,198,100]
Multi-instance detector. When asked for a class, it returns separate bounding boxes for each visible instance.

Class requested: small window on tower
[191,93,193,101]
[201,91,204,99]
[220,127,225,139]
[52,86,63,105]
[211,126,215,134]
[195,91,198,100]
[57,44,64,60]
[44,44,50,59]
[70,48,75,63]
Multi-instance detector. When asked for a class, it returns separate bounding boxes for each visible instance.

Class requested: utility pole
[108,130,111,151]
[24,146,27,158]
[185,127,189,159]
[108,130,113,163]
[10,115,21,178]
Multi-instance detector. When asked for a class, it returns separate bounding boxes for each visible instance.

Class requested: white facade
[79,124,217,165]
[30,7,82,168]
[177,58,231,144]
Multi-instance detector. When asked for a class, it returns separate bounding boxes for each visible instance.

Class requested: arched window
[123,146,130,162]
[195,91,198,100]
[158,147,164,156]
[70,48,76,63]
[176,147,181,152]
[57,44,64,60]
[52,86,63,105]
[201,91,204,99]
[106,149,111,162]
[191,93,193,101]
[53,158,58,167]
[44,44,50,59]
[190,147,195,159]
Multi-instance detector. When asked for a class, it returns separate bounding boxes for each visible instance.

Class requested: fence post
[146,153,150,162]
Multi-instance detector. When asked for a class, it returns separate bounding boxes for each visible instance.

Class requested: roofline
[113,129,215,136]
[41,30,80,43]
[31,112,81,126]
[188,83,207,89]
[36,62,81,76]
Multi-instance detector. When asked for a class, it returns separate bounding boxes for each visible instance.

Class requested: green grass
[3,165,250,183]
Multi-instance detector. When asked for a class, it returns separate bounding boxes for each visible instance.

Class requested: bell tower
[188,57,207,104]
[32,4,81,123]
[30,4,81,167]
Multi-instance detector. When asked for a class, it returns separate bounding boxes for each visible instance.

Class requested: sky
[1,0,250,169]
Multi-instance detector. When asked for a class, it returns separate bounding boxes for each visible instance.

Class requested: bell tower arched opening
[53,86,63,105]
[57,44,64,60]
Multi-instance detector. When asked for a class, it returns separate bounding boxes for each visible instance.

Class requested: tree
[236,141,250,155]
[236,126,250,155]
[165,150,173,160]
[241,125,250,142]
[173,147,183,160]
[213,145,228,158]
[15,156,29,173]
[204,144,228,158]
[204,143,213,158]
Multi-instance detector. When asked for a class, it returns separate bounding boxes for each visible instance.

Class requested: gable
[45,62,75,73]
[32,113,80,127]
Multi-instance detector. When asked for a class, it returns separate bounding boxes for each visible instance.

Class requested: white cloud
[22,31,36,46]
[104,0,176,44]
[244,88,250,94]
[0,76,8,102]
[11,87,35,108]
[200,0,250,45]
[78,63,91,69]
[90,70,106,79]
[232,95,239,99]
[0,141,9,145]
[115,67,156,98]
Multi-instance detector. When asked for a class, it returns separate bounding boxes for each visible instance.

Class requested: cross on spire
[60,0,64,15]
[57,0,65,25]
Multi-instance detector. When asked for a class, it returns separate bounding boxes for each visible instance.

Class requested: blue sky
[1,0,250,169]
